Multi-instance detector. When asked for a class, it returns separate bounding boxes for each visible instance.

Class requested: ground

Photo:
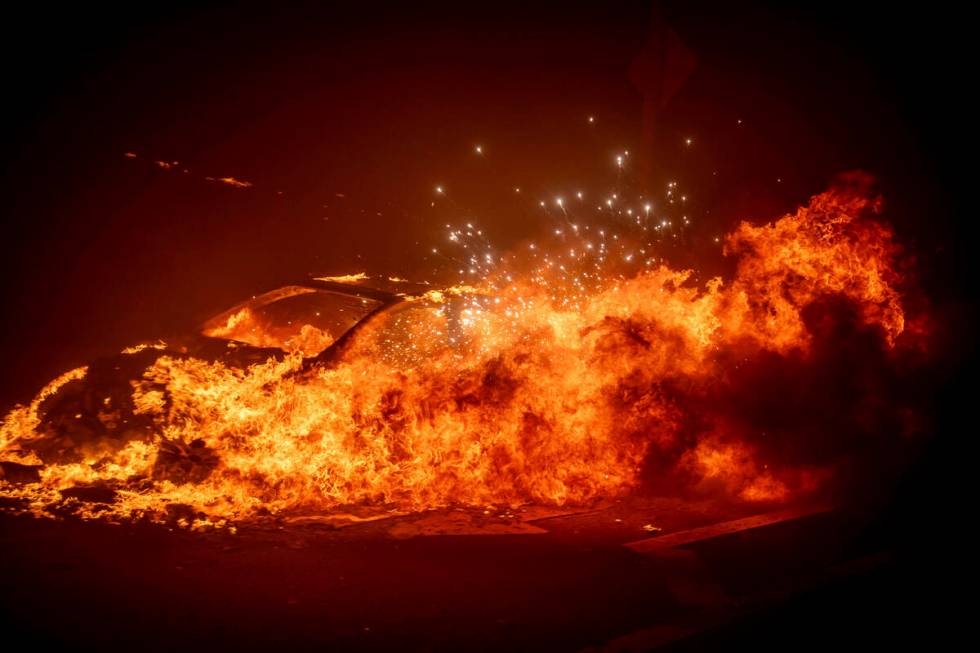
[0,495,946,651]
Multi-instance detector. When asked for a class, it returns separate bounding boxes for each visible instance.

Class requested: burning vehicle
[0,276,484,519]
[0,175,931,532]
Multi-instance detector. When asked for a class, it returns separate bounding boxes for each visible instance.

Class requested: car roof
[200,274,478,330]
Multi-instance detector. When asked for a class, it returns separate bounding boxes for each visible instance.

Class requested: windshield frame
[199,280,404,359]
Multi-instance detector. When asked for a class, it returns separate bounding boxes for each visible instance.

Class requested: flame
[0,176,925,527]
[724,173,904,349]
[202,306,336,356]
[121,341,168,355]
[315,272,370,284]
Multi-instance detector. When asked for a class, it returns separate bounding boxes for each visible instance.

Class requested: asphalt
[0,496,947,651]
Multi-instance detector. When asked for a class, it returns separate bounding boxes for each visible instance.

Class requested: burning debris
[122,152,254,189]
[0,174,929,529]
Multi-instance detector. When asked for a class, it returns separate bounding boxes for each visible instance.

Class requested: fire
[315,272,370,284]
[0,175,925,528]
[724,175,904,349]
[203,306,336,356]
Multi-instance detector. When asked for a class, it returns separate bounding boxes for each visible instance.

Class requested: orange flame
[0,175,923,528]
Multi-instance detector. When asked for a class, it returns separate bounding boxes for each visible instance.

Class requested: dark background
[0,2,973,647]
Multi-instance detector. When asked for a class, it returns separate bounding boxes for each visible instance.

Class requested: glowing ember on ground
[0,172,927,530]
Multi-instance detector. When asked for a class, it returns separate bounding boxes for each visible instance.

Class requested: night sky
[1,1,972,407]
